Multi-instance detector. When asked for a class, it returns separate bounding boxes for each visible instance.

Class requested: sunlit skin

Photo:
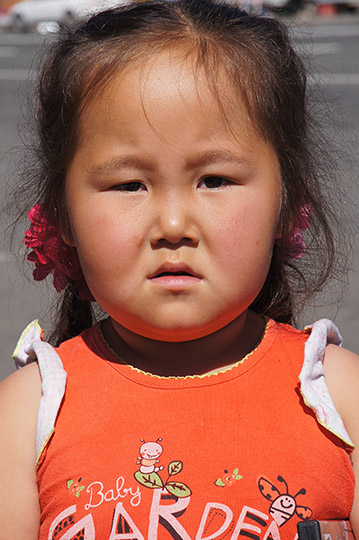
[64,49,282,375]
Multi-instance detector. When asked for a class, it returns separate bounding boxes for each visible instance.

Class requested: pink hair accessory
[24,203,92,299]
[283,204,312,260]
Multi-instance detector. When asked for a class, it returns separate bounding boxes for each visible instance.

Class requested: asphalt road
[0,13,358,380]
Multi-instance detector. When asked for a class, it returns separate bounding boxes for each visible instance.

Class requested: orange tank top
[36,319,354,540]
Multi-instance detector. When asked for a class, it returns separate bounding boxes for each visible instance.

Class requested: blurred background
[0,0,358,380]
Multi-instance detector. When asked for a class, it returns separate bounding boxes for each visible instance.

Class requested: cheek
[212,210,276,261]
[74,211,143,261]
[213,220,244,269]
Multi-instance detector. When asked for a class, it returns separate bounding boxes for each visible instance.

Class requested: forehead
[77,48,266,151]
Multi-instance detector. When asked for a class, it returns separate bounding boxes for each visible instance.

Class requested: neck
[100,311,265,377]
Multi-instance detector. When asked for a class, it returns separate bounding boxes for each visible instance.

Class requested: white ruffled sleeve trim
[300,318,354,449]
[12,320,67,465]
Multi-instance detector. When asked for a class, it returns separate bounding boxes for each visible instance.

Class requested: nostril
[151,237,198,249]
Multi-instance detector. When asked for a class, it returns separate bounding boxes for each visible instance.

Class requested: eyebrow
[87,156,153,178]
[186,150,250,169]
[87,149,250,178]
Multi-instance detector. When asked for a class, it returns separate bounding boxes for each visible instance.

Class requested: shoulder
[272,319,309,357]
[1,359,41,387]
[0,362,41,424]
[0,364,41,536]
[324,344,359,535]
[0,362,41,466]
[55,324,97,359]
[324,344,359,425]
[273,319,308,343]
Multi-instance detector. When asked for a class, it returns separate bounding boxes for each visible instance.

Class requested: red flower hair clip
[281,204,312,261]
[24,203,87,295]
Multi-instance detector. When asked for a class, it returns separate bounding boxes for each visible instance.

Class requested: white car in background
[7,0,121,32]
[262,0,303,12]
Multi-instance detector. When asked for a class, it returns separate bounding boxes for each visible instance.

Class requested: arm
[324,345,359,538]
[0,362,41,538]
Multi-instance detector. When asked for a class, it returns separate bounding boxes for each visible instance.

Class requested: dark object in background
[298,520,355,540]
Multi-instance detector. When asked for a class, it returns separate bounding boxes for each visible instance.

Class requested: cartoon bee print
[258,475,312,527]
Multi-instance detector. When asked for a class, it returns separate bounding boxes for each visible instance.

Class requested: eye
[198,176,232,189]
[112,181,145,192]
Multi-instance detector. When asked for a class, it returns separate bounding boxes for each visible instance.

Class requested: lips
[148,263,202,289]
[148,263,202,280]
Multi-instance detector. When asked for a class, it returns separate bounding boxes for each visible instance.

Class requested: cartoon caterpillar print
[137,438,164,474]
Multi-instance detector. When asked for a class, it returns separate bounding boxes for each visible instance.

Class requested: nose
[149,193,199,247]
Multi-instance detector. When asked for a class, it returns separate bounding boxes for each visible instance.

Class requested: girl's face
[65,50,282,341]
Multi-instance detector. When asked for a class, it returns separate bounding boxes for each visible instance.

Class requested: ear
[60,216,76,247]
[57,199,76,247]
[275,205,297,241]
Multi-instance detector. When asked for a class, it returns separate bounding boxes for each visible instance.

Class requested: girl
[0,1,358,538]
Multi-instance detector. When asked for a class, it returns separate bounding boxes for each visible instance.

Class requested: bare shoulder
[0,359,41,391]
[324,344,359,536]
[0,363,41,537]
[324,344,359,424]
[0,361,42,431]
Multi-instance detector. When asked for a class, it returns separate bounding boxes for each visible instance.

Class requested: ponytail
[49,283,95,346]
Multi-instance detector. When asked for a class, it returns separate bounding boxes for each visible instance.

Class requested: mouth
[280,501,294,509]
[148,263,201,280]
[148,263,202,288]
[154,270,194,278]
